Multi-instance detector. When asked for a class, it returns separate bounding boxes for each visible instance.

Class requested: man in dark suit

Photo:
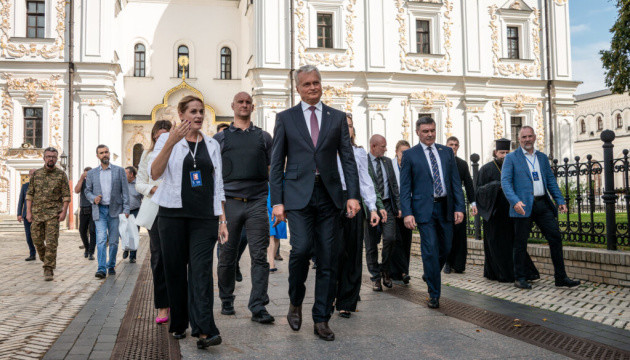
[17,169,37,261]
[400,116,465,309]
[501,126,580,290]
[365,134,401,291]
[444,136,476,274]
[270,65,361,341]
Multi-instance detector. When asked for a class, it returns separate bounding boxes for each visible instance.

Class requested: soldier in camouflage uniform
[26,147,71,281]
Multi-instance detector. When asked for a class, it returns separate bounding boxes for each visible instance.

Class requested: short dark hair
[84,167,92,172]
[43,147,58,154]
[416,116,435,129]
[96,144,108,154]
[446,136,459,144]
[216,123,229,132]
[125,166,137,177]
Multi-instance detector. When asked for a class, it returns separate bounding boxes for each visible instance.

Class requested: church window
[510,116,523,150]
[26,1,46,38]
[220,47,232,80]
[597,116,603,131]
[507,26,520,59]
[134,44,146,77]
[616,114,623,129]
[580,119,586,134]
[317,13,333,49]
[24,107,43,148]
[416,20,431,54]
[177,45,189,78]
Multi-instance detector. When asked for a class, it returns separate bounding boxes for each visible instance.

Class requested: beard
[495,158,504,167]
[45,161,55,169]
[100,157,110,165]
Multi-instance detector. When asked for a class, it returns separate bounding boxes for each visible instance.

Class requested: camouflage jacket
[26,166,70,222]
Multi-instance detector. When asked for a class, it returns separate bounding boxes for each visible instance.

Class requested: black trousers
[128,208,139,260]
[389,217,413,279]
[447,214,468,272]
[148,217,168,309]
[216,228,248,270]
[364,199,397,281]
[286,180,340,323]
[218,197,270,314]
[513,198,567,281]
[158,216,219,337]
[79,207,96,255]
[336,203,365,312]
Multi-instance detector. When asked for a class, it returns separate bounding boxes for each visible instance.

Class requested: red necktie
[309,106,319,146]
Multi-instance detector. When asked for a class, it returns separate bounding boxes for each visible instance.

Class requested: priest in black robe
[476,139,539,282]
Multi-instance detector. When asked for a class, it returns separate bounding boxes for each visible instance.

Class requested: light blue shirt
[99,165,112,205]
[522,147,545,196]
[127,180,143,211]
[368,152,390,200]
[420,142,446,197]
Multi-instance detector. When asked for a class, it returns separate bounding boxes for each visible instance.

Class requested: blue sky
[570,1,618,94]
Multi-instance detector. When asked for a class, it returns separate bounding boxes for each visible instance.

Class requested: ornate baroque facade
[0,0,579,216]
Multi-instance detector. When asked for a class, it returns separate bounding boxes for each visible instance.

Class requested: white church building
[0,0,579,217]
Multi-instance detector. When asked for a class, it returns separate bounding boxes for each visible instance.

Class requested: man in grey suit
[85,145,130,279]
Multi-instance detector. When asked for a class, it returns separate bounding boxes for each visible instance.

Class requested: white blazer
[136,149,162,198]
[148,132,225,216]
[337,146,377,211]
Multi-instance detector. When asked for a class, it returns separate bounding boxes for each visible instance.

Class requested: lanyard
[524,152,537,170]
[188,134,201,169]
[493,160,501,173]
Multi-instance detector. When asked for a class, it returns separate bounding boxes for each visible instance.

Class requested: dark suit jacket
[270,103,360,210]
[399,143,465,223]
[366,154,401,214]
[455,157,475,204]
[17,183,28,218]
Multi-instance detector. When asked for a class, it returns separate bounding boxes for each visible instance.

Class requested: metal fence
[466,130,628,250]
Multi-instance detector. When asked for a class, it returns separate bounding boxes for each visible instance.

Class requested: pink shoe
[155,309,170,324]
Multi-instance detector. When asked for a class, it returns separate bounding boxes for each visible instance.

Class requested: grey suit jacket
[84,165,130,221]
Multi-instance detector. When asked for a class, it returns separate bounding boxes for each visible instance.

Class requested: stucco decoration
[2,73,61,104]
[493,93,545,149]
[125,126,151,165]
[321,83,353,112]
[409,90,453,137]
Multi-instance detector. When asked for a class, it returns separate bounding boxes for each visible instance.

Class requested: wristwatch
[219,220,228,224]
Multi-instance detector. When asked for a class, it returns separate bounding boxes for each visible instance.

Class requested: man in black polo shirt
[215,92,274,324]
[74,167,96,260]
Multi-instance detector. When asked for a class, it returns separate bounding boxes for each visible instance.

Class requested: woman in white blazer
[148,96,228,349]
[136,120,172,325]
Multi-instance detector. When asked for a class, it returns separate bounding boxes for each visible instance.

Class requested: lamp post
[60,151,68,171]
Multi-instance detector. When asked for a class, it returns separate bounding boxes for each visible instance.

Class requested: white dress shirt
[522,147,545,196]
[301,100,323,136]
[368,152,390,199]
[392,157,401,188]
[99,165,112,205]
[337,147,377,211]
[148,132,226,216]
[420,142,447,197]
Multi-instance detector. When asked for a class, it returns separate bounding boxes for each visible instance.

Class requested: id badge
[190,170,203,187]
[532,171,540,181]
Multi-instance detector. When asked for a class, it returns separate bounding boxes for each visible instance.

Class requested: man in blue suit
[85,144,130,279]
[501,126,580,289]
[400,116,465,309]
[17,169,37,261]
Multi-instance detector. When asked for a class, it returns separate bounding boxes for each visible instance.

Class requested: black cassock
[476,160,539,282]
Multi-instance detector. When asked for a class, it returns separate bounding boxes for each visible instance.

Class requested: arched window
[177,45,189,78]
[132,144,144,169]
[220,47,232,80]
[580,119,586,134]
[597,116,603,131]
[616,114,623,129]
[134,44,145,77]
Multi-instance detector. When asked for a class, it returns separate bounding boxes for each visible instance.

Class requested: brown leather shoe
[372,279,382,292]
[314,322,335,341]
[382,272,393,288]
[287,304,302,331]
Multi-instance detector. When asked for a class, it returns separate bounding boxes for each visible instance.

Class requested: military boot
[44,268,53,281]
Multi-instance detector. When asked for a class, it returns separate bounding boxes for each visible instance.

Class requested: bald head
[231,91,254,121]
[370,134,387,157]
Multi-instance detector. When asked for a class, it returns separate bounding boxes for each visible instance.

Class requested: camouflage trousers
[31,218,60,270]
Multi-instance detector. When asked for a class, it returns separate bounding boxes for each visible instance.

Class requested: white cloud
[571,24,589,34]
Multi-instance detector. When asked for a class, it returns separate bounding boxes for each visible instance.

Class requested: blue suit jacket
[501,148,565,218]
[84,165,130,221]
[17,183,28,218]
[399,143,465,223]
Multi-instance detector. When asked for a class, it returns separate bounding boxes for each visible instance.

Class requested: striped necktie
[427,146,444,196]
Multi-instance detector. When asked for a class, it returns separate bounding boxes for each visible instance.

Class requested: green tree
[600,0,630,94]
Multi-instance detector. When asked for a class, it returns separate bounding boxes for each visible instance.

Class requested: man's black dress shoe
[314,322,335,341]
[402,273,411,285]
[235,267,243,282]
[422,274,427,283]
[514,279,532,289]
[428,298,440,309]
[89,254,95,260]
[339,311,351,318]
[172,332,186,339]
[555,277,581,288]
[443,264,452,274]
[130,258,136,263]
[287,304,302,331]
[108,268,116,276]
[221,302,235,315]
[25,255,36,261]
[382,272,393,288]
[251,310,275,324]
[122,250,129,259]
[372,279,382,292]
[84,252,89,258]
[95,271,106,279]
[197,335,221,348]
